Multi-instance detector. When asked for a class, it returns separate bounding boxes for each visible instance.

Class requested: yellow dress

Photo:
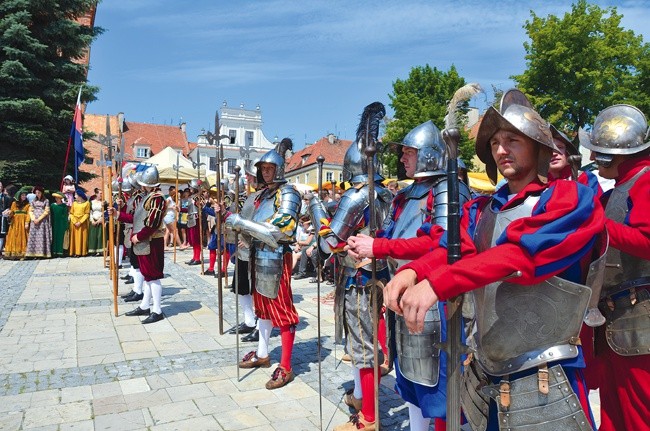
[68,200,90,256]
[4,201,30,259]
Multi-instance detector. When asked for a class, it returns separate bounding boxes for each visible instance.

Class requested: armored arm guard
[225,214,280,250]
[428,177,472,230]
[308,194,329,233]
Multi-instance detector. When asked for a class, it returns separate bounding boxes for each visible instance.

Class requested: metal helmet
[550,125,579,156]
[342,101,386,184]
[128,171,142,190]
[255,138,292,185]
[121,176,133,193]
[579,104,650,156]
[137,165,160,188]
[394,120,447,178]
[476,89,556,184]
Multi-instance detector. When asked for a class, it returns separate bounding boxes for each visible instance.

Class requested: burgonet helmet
[342,102,386,184]
[128,171,142,190]
[137,165,160,188]
[255,138,292,185]
[579,104,650,156]
[475,89,557,184]
[550,125,579,156]
[393,120,447,178]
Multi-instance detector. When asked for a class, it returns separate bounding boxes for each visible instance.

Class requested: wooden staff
[173,151,180,263]
[316,155,325,431]
[103,115,118,317]
[365,130,381,431]
[98,148,108,268]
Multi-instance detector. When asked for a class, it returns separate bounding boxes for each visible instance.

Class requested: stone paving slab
[0,252,601,430]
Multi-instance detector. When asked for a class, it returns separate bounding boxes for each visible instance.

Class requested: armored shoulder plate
[308,195,328,233]
[277,184,301,219]
[329,186,369,241]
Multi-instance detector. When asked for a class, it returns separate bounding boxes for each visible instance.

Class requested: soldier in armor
[347,120,471,431]
[111,165,167,324]
[579,104,650,431]
[185,179,202,266]
[118,175,148,301]
[377,91,605,431]
[222,138,301,389]
[312,102,392,431]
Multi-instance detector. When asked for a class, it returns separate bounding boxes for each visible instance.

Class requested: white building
[188,102,276,179]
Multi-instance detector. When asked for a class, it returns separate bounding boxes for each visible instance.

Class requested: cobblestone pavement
[0,251,601,430]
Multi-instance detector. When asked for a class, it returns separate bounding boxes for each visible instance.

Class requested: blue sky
[86,0,650,151]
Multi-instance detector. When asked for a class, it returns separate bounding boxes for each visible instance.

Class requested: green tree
[0,0,103,189]
[384,64,475,178]
[512,0,649,138]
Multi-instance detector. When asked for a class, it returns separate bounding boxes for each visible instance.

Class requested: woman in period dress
[25,186,52,258]
[4,190,30,259]
[88,191,104,255]
[50,193,69,257]
[68,190,90,257]
[61,175,76,207]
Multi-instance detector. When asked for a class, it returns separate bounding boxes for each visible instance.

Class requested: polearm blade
[234,165,241,382]
[442,83,482,431]
[214,112,224,335]
[364,120,380,431]
[316,155,325,431]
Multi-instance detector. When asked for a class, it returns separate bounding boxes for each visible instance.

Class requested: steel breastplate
[252,189,276,224]
[472,195,591,376]
[132,198,150,256]
[602,167,650,295]
[251,189,285,299]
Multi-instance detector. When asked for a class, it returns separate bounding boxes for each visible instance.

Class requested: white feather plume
[444,83,483,130]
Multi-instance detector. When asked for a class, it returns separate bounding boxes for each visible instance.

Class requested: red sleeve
[373,230,440,260]
[118,211,133,224]
[605,171,650,260]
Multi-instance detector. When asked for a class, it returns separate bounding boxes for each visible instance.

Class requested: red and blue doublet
[375,178,604,430]
[588,157,650,431]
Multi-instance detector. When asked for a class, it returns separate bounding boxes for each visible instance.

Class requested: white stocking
[353,366,363,399]
[257,318,273,359]
[407,402,430,431]
[133,269,144,294]
[139,281,152,311]
[149,279,162,314]
[240,294,256,327]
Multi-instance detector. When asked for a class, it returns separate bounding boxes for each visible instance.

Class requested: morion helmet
[342,102,386,184]
[137,165,160,188]
[579,104,650,158]
[128,171,142,190]
[255,138,293,185]
[394,120,447,178]
[475,88,557,184]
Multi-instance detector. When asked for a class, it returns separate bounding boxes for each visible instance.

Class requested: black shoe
[185,259,197,265]
[124,276,134,284]
[124,293,144,303]
[187,260,201,266]
[125,307,150,317]
[293,273,308,280]
[226,322,255,335]
[121,290,136,299]
[204,269,215,276]
[120,274,131,280]
[118,265,123,269]
[142,312,164,324]
[241,329,259,342]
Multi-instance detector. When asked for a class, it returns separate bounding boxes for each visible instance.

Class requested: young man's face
[260,163,276,184]
[400,147,418,178]
[549,139,568,173]
[590,152,625,179]
[489,130,538,181]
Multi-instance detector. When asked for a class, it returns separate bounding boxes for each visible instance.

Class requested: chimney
[180,122,186,133]
[327,133,336,144]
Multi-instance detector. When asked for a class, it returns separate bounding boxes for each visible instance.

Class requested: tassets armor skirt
[252,252,299,328]
[137,237,164,281]
[341,270,385,369]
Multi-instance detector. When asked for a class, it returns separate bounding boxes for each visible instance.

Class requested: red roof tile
[286,136,352,173]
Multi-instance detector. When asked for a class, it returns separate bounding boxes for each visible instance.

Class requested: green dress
[50,202,69,257]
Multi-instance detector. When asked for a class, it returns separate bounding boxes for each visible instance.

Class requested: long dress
[87,199,104,254]
[4,201,30,259]
[25,198,52,258]
[50,202,68,257]
[68,200,90,257]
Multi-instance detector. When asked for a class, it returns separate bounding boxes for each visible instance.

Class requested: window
[209,156,217,172]
[136,147,149,158]
[245,131,253,147]
[304,173,309,183]
[229,130,237,144]
[227,158,237,174]
[326,172,333,182]
[339,172,343,182]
